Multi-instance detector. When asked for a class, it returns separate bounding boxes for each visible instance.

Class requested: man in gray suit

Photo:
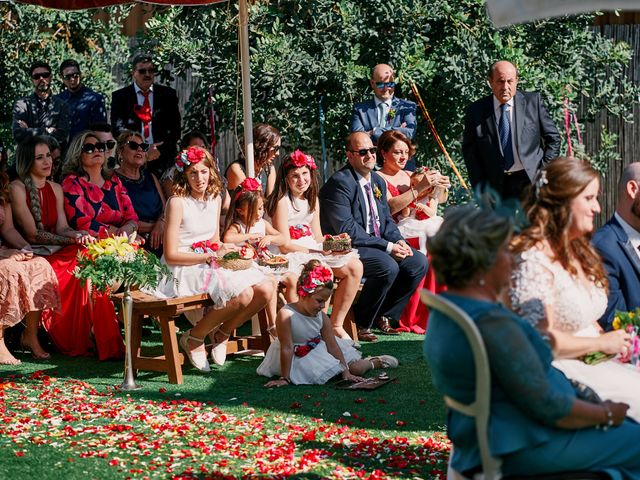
[462,60,561,199]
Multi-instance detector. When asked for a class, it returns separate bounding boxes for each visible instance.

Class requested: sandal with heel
[210,329,231,366]
[180,330,210,372]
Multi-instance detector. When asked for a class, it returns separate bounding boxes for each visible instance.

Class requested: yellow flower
[612,317,622,330]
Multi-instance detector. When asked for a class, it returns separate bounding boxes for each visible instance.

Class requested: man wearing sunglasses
[110,54,181,178]
[55,59,107,142]
[320,132,427,342]
[12,61,70,146]
[351,64,417,144]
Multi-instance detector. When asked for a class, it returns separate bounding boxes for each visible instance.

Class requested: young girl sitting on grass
[222,177,297,334]
[258,260,399,386]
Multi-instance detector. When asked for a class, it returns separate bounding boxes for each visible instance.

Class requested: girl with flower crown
[222,177,296,334]
[266,149,363,340]
[258,260,398,386]
[154,146,274,372]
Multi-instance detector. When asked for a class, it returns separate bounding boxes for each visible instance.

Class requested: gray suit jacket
[462,91,560,193]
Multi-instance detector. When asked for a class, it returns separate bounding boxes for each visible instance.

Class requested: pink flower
[289,224,311,240]
[175,147,206,172]
[287,149,317,170]
[240,177,262,192]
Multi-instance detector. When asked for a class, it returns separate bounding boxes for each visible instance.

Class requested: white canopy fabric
[486,0,640,26]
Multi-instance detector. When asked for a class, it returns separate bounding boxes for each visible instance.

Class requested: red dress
[385,182,445,334]
[32,182,125,360]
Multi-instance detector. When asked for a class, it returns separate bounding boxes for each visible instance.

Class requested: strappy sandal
[180,330,210,372]
[368,355,399,370]
[20,335,51,360]
[210,329,231,366]
[267,325,278,340]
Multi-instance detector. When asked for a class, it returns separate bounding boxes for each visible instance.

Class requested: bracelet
[597,404,614,431]
[279,377,291,384]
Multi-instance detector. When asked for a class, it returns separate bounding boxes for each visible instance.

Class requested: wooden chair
[112,291,270,384]
[420,290,611,480]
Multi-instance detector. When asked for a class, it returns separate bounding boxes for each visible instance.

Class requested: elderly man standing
[593,162,640,331]
[111,54,181,177]
[320,132,427,342]
[55,59,107,141]
[462,60,560,199]
[12,61,70,146]
[351,64,417,144]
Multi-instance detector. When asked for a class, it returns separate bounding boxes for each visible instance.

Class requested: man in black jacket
[462,60,560,199]
[111,54,181,177]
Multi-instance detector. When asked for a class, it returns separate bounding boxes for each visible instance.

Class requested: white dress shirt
[493,96,524,173]
[134,83,154,143]
[615,212,640,251]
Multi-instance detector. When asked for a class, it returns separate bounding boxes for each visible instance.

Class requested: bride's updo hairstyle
[427,205,512,288]
[512,156,608,289]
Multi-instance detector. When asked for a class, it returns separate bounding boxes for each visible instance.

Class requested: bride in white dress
[510,157,640,421]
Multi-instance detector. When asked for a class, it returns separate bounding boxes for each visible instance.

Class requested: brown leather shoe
[375,316,401,335]
[356,329,378,342]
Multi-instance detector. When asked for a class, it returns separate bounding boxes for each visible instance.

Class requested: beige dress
[0,204,60,327]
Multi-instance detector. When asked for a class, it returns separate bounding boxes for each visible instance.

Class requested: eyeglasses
[136,68,156,76]
[62,72,80,81]
[126,141,150,152]
[269,145,281,153]
[31,72,51,80]
[82,142,107,153]
[349,147,377,156]
[374,81,396,89]
[104,140,116,150]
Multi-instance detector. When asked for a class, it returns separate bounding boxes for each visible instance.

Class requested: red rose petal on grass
[15,451,24,457]
[354,398,365,404]
[289,402,301,409]
[396,420,407,426]
[158,388,167,393]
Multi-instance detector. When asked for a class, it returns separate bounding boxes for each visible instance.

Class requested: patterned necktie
[378,102,387,128]
[140,90,151,138]
[364,182,381,237]
[499,103,515,170]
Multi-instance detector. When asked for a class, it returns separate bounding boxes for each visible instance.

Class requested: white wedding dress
[510,247,640,421]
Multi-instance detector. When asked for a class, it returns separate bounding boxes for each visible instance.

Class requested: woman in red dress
[10,134,131,360]
[376,130,449,334]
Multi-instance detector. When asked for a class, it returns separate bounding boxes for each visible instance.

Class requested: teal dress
[424,293,640,478]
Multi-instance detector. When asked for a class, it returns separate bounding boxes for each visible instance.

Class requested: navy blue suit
[351,97,417,143]
[320,164,427,329]
[592,216,640,331]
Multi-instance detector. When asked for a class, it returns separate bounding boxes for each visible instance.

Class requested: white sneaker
[180,330,210,372]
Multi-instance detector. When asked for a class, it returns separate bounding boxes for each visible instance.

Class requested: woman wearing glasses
[9,134,124,360]
[225,123,280,197]
[62,131,138,237]
[114,130,165,256]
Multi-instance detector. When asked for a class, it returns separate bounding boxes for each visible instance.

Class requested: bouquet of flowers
[583,308,640,367]
[74,233,170,294]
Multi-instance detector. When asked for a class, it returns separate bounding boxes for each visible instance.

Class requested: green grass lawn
[0,324,449,479]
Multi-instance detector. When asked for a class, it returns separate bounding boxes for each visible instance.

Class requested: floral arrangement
[191,240,220,255]
[219,244,256,261]
[297,264,333,297]
[289,224,312,240]
[386,108,397,123]
[294,336,321,357]
[286,150,317,170]
[74,233,170,293]
[373,184,382,200]
[583,309,640,367]
[175,147,206,172]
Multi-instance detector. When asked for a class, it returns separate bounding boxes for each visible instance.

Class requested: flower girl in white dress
[258,260,398,386]
[266,150,363,339]
[510,157,640,421]
[154,147,274,371]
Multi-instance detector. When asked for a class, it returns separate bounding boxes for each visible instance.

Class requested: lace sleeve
[478,309,573,425]
[509,250,555,329]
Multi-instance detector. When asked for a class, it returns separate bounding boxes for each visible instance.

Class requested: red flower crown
[175,146,206,172]
[235,177,262,201]
[285,149,317,171]
[297,264,333,297]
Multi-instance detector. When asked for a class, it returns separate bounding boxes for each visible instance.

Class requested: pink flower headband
[235,177,262,201]
[175,147,206,172]
[297,264,333,297]
[285,149,317,171]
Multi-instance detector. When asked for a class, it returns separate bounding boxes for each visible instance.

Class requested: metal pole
[120,287,141,391]
[239,0,255,177]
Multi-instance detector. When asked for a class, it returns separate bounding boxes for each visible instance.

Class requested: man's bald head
[370,64,396,102]
[488,60,519,104]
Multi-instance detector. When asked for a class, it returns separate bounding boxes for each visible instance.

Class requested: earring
[478,278,486,286]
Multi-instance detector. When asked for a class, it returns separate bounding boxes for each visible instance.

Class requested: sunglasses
[350,147,377,156]
[31,72,51,80]
[374,81,396,89]
[126,141,150,152]
[82,142,107,153]
[104,140,116,150]
[63,72,80,81]
[136,68,156,76]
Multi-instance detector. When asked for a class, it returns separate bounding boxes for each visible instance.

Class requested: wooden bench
[112,291,270,384]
